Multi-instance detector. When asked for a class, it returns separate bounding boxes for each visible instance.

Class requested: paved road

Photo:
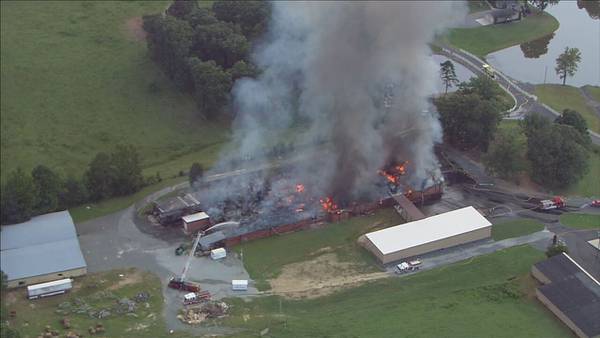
[438,44,600,145]
[384,229,554,274]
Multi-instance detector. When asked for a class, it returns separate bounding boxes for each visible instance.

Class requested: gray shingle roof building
[532,253,600,338]
[1,211,87,288]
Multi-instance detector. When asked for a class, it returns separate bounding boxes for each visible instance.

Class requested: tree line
[0,145,148,225]
[435,61,591,190]
[143,0,269,118]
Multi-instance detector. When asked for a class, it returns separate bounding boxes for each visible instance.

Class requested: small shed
[232,280,248,291]
[210,248,226,260]
[182,212,210,235]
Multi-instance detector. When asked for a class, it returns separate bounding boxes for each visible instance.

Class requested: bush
[546,243,568,258]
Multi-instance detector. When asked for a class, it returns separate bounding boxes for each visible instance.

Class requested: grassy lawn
[0,0,228,183]
[467,0,490,13]
[492,218,545,241]
[236,208,404,290]
[445,12,559,58]
[536,84,600,134]
[561,148,600,198]
[221,246,570,338]
[583,85,600,102]
[2,268,194,338]
[560,213,600,230]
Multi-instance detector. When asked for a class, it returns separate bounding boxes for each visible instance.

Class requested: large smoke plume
[208,1,465,206]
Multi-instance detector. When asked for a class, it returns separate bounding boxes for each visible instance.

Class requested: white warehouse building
[361,206,492,264]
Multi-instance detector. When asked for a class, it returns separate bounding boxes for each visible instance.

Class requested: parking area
[75,205,257,334]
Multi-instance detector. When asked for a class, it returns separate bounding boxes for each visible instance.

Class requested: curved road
[438,44,600,145]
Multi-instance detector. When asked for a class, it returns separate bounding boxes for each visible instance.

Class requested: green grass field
[0,1,228,183]
[583,85,600,102]
[561,148,600,197]
[536,84,600,134]
[2,268,194,338]
[222,246,570,338]
[492,218,545,241]
[560,213,600,230]
[236,208,404,290]
[445,12,559,58]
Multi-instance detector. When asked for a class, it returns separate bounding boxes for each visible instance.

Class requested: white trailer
[210,248,227,260]
[27,278,72,299]
[231,279,248,291]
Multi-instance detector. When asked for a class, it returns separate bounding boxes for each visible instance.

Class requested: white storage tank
[27,278,72,299]
[231,279,248,291]
[210,248,226,260]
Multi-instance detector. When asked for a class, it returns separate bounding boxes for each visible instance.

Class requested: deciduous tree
[166,0,198,19]
[188,57,232,117]
[555,109,588,135]
[84,152,114,202]
[483,127,528,179]
[435,93,502,151]
[0,168,35,225]
[31,165,61,214]
[212,0,270,38]
[526,118,589,189]
[555,46,582,85]
[110,145,144,196]
[59,176,88,209]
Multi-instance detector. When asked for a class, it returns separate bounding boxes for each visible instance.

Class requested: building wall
[372,226,492,264]
[536,288,588,338]
[531,265,552,285]
[7,267,87,289]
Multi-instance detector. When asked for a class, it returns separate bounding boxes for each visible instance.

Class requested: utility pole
[543,65,548,84]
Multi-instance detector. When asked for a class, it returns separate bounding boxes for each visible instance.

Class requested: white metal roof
[0,211,87,281]
[182,212,209,223]
[365,206,491,255]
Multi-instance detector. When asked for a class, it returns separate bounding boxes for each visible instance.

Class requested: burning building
[183,2,464,241]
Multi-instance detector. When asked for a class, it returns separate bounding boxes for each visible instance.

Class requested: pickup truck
[395,259,422,274]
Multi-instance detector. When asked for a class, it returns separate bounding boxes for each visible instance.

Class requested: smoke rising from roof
[211,1,465,203]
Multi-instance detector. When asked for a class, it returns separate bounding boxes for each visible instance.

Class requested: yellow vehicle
[482,64,496,79]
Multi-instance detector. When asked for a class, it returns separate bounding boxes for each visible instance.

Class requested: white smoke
[211,1,466,203]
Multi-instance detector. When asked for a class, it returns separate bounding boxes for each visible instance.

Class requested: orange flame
[319,197,339,213]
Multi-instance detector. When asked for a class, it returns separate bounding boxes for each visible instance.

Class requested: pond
[487,1,599,86]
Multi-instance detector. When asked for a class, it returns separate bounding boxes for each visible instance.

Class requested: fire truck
[537,196,566,211]
[168,231,203,292]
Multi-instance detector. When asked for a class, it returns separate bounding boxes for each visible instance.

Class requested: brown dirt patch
[3,291,18,305]
[109,270,144,290]
[125,16,147,42]
[269,253,389,299]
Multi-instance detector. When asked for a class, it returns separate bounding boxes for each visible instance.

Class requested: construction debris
[177,301,229,325]
[133,291,150,303]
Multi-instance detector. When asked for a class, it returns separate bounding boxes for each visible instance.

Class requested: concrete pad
[588,239,600,251]
[476,17,493,26]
